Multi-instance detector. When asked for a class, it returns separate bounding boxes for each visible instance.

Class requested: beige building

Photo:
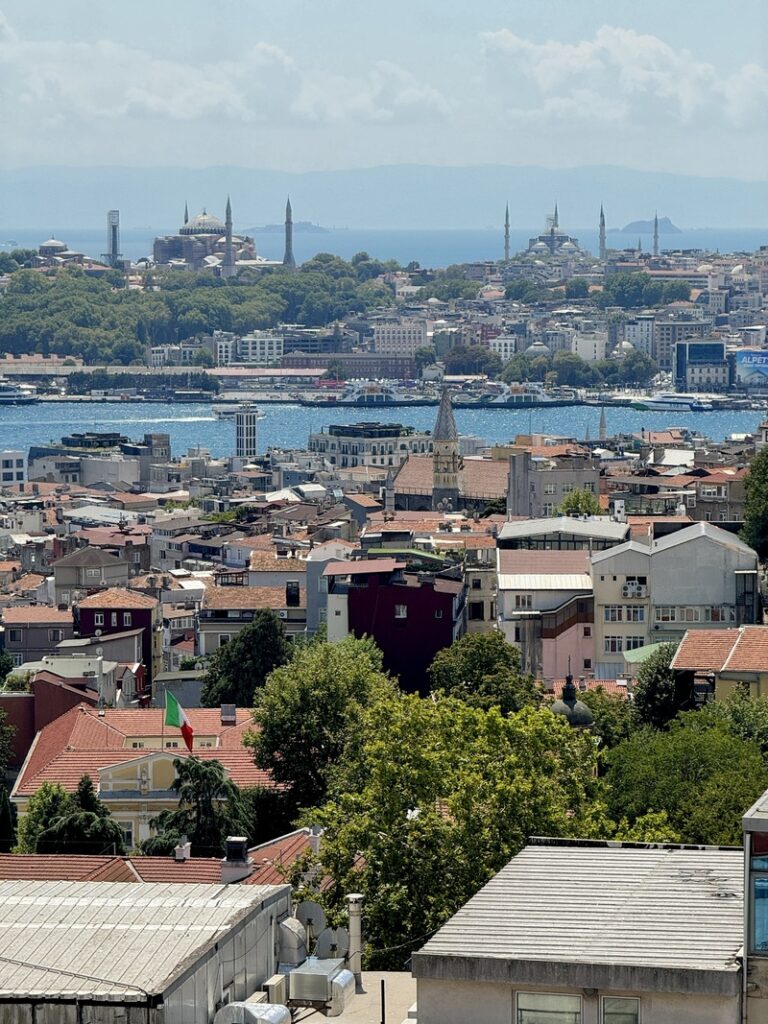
[11,705,266,850]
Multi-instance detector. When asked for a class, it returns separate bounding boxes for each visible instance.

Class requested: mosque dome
[551,677,595,728]
[180,209,226,235]
[531,241,549,253]
[731,264,746,277]
[615,339,635,356]
[559,240,577,252]
[524,340,551,358]
[697,263,714,273]
[40,237,67,250]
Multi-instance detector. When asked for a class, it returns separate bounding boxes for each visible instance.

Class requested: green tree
[605,721,768,845]
[0,706,13,777]
[632,642,690,729]
[248,637,396,811]
[15,783,71,853]
[312,695,605,968]
[612,810,681,843]
[427,632,540,714]
[557,489,603,516]
[414,346,437,374]
[142,757,245,857]
[0,651,13,685]
[200,611,290,707]
[0,787,17,853]
[37,775,126,855]
[577,687,635,750]
[742,447,768,559]
[565,277,589,299]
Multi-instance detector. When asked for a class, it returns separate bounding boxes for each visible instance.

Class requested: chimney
[308,825,322,855]
[220,836,253,883]
[346,893,364,993]
[220,703,237,726]
[174,835,192,861]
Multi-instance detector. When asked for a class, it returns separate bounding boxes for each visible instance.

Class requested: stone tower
[283,196,296,268]
[222,195,236,278]
[432,387,460,511]
[653,211,659,257]
[599,204,606,261]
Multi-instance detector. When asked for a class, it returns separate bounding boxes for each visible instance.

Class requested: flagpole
[161,687,166,751]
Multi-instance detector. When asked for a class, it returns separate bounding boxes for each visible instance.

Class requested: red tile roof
[498,550,590,575]
[78,588,158,610]
[1,606,73,625]
[394,454,509,499]
[547,678,629,698]
[323,558,405,577]
[670,629,742,671]
[722,626,768,672]
[248,828,313,885]
[203,585,303,610]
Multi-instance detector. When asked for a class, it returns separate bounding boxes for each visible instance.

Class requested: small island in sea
[251,221,331,234]
[613,216,682,234]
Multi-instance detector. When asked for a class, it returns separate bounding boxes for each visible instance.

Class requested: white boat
[484,382,567,406]
[335,380,423,405]
[213,404,265,419]
[631,392,712,412]
[0,379,38,405]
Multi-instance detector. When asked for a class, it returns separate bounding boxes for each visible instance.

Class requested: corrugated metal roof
[498,573,592,591]
[413,844,743,994]
[498,518,629,541]
[0,880,286,1000]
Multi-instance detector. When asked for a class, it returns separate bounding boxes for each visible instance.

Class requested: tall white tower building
[235,404,259,460]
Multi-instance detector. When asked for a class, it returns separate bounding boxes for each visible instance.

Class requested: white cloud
[481,25,766,129]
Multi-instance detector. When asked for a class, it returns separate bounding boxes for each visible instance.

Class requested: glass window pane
[518,992,581,1024]
[603,997,639,1024]
[752,856,768,870]
[753,877,768,952]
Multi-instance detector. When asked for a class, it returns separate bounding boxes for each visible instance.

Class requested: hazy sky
[1,0,766,179]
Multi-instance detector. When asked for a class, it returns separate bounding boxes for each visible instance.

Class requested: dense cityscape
[1,2,768,1022]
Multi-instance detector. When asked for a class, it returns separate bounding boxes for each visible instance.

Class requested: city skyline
[1,0,766,181]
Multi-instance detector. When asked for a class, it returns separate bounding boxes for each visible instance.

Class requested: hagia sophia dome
[180,209,227,236]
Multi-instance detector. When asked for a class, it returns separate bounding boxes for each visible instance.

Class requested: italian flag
[165,691,194,751]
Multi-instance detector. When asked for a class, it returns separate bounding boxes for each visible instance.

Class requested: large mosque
[152,197,295,274]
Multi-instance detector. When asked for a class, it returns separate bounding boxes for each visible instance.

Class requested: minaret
[599,204,606,261]
[637,236,642,255]
[432,388,460,512]
[222,195,236,278]
[653,211,659,257]
[183,201,189,225]
[504,203,510,263]
[553,202,559,230]
[384,467,395,512]
[283,196,296,268]
[599,405,607,443]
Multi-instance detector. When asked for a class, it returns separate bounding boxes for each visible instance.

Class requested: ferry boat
[455,382,577,408]
[300,380,427,406]
[631,392,713,412]
[0,379,38,405]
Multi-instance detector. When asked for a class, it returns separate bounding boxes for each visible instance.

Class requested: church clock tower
[432,387,461,511]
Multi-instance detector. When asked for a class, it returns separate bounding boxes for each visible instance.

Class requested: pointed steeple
[504,202,510,263]
[183,201,189,225]
[599,203,606,261]
[653,211,659,257]
[553,202,559,229]
[637,236,642,255]
[222,195,236,278]
[283,194,296,268]
[433,387,458,442]
[599,405,607,442]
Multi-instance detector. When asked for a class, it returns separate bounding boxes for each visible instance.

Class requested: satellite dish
[295,900,327,937]
[96,647,103,657]
[315,926,350,960]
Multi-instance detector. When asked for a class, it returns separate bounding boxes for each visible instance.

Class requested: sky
[1,0,766,180]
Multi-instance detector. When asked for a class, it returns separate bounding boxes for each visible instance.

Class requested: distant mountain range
[616,216,682,234]
[0,163,765,230]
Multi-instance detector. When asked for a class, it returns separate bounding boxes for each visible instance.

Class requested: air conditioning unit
[621,585,634,598]
[265,976,287,1005]
[278,610,288,619]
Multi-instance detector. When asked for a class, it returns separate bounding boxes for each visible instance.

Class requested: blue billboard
[735,350,768,385]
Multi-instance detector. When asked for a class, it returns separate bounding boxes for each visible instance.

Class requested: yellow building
[11,705,266,849]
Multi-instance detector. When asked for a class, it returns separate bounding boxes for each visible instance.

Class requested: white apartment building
[372,317,427,357]
[0,450,26,486]
[489,335,519,362]
[591,522,759,678]
[623,315,655,356]
[571,330,608,363]
[237,331,284,365]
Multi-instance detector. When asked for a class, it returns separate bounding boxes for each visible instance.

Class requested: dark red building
[324,559,466,694]
[74,587,161,692]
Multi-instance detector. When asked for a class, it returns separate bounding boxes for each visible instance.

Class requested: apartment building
[372,317,427,357]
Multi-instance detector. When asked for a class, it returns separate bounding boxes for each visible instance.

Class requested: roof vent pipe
[346,892,364,993]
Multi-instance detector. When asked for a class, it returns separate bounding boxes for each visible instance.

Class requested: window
[542,503,554,516]
[434,609,443,619]
[471,578,482,590]
[111,612,118,626]
[543,483,556,495]
[218,634,231,647]
[602,997,639,1024]
[583,626,592,638]
[604,636,624,653]
[625,636,646,650]
[165,741,179,748]
[131,741,144,749]
[123,612,132,627]
[625,606,645,622]
[86,568,101,579]
[468,602,484,621]
[48,629,63,642]
[583,658,592,670]
[517,992,581,1023]
[7,628,21,644]
[604,605,623,622]
[626,576,647,586]
[515,594,532,609]
[118,822,134,849]
[94,613,104,627]
[394,604,408,619]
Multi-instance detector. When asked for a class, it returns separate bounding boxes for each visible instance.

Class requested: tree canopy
[427,632,540,714]
[248,637,397,811]
[16,777,125,855]
[742,447,768,560]
[632,642,692,729]
[557,489,603,516]
[200,610,290,707]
